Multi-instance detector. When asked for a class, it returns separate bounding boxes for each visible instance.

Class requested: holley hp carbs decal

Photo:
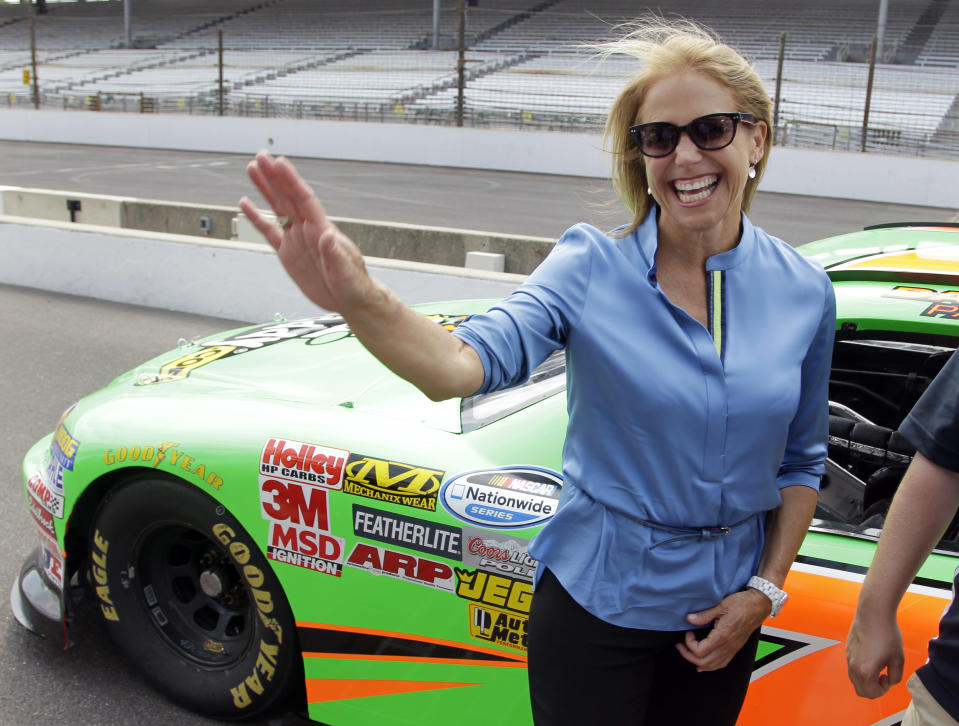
[440,467,562,529]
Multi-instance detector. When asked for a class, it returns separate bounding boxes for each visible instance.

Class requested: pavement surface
[0,140,956,725]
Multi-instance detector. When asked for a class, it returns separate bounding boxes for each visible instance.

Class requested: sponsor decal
[261,477,330,530]
[51,421,79,472]
[27,472,64,519]
[352,503,462,559]
[90,529,119,621]
[28,489,57,541]
[103,442,224,490]
[259,438,347,490]
[462,528,537,581]
[441,467,562,529]
[267,521,344,577]
[469,603,528,653]
[40,539,64,591]
[346,541,455,592]
[136,316,345,385]
[454,568,533,615]
[212,523,286,710]
[343,454,444,512]
[883,285,959,319]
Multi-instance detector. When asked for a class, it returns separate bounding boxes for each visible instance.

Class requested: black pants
[527,569,760,726]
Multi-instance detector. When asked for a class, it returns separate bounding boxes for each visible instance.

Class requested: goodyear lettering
[91,529,119,621]
[260,478,329,530]
[229,639,280,709]
[455,568,533,614]
[343,455,443,511]
[102,443,223,490]
[346,542,454,591]
[260,438,347,489]
[469,603,528,653]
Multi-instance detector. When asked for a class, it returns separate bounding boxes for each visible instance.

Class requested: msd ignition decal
[353,503,462,559]
[259,441,346,577]
[441,466,562,529]
[345,542,455,592]
[884,285,959,319]
[260,438,347,489]
[462,528,537,582]
[136,316,345,385]
[343,454,444,512]
[469,603,528,654]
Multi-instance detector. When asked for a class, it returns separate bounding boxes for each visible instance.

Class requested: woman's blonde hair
[600,17,772,234]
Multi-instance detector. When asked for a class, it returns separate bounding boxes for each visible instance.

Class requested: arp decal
[136,316,345,385]
[462,528,537,581]
[455,568,533,615]
[343,454,444,512]
[469,603,528,654]
[260,438,347,490]
[103,443,223,490]
[27,472,64,519]
[441,467,562,529]
[352,503,462,559]
[346,542,455,592]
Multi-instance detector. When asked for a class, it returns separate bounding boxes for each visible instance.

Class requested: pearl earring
[647,186,653,195]
[748,165,756,179]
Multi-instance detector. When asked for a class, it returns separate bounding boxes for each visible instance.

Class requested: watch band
[747,575,788,617]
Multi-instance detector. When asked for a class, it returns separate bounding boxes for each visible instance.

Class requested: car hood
[800,224,959,337]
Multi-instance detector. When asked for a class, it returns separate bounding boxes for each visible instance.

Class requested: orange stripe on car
[305,678,478,704]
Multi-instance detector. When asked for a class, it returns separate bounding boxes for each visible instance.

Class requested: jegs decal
[469,603,528,653]
[343,454,444,511]
[455,568,533,615]
[346,542,455,591]
[352,503,462,559]
[441,467,562,529]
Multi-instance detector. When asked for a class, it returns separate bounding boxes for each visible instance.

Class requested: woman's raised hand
[239,151,376,313]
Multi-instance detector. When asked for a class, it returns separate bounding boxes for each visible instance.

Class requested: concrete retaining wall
[0,109,956,208]
[0,216,526,322]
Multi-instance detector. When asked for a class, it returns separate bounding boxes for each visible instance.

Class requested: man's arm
[846,452,959,698]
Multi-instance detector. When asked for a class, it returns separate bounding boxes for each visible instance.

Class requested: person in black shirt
[847,348,959,725]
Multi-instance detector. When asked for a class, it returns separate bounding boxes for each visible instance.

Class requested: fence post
[773,32,785,135]
[456,0,466,127]
[218,28,224,116]
[861,36,877,152]
[26,0,39,109]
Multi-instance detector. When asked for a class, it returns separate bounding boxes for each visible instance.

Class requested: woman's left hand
[676,589,771,671]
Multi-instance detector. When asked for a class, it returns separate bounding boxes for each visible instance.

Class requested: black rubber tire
[88,476,302,720]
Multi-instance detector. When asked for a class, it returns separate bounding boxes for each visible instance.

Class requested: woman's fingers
[272,155,329,227]
[246,152,289,217]
[238,196,283,250]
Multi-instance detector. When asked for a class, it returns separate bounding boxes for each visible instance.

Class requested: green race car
[12,223,959,726]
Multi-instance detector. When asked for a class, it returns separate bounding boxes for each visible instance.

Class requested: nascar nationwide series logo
[440,467,562,528]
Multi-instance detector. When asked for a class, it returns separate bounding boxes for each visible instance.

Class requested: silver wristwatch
[747,575,788,617]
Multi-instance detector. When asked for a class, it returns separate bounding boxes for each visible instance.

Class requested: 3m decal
[51,421,79,471]
[90,529,118,621]
[267,521,344,577]
[441,467,562,529]
[27,472,64,519]
[352,503,462,559]
[346,542,455,591]
[469,603,529,653]
[260,477,330,531]
[260,438,347,489]
[136,316,345,385]
[343,455,444,511]
[462,528,537,581]
[102,443,223,490]
[455,568,533,614]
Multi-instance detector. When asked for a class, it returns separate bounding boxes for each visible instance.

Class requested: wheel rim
[135,524,254,668]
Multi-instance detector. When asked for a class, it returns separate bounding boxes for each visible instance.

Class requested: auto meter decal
[440,466,562,529]
[469,603,528,654]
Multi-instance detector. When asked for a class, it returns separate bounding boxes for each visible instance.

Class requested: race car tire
[88,476,302,720]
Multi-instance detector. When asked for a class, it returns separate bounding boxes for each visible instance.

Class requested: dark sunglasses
[629,112,755,158]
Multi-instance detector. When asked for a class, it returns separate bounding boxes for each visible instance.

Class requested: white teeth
[673,175,718,202]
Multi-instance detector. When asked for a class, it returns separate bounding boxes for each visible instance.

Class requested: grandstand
[0,0,957,159]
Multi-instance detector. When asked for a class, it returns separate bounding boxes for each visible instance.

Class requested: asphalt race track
[1,141,956,725]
